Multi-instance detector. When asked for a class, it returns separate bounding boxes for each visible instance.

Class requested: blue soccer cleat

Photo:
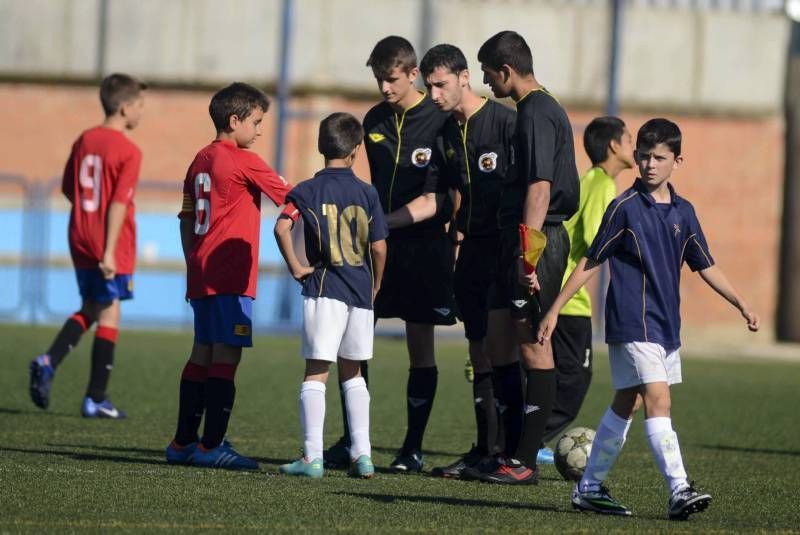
[29,355,55,409]
[81,396,127,419]
[279,457,324,478]
[193,443,259,470]
[165,440,198,465]
[537,446,555,465]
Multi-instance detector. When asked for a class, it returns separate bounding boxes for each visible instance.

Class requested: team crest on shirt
[478,152,498,172]
[673,223,681,237]
[233,324,251,336]
[368,132,385,143]
[411,147,432,168]
[446,146,456,160]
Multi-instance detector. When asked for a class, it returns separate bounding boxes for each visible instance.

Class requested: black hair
[420,44,468,78]
[477,31,534,75]
[99,73,147,117]
[584,116,626,166]
[366,35,417,77]
[318,112,364,160]
[209,82,270,133]
[636,118,682,157]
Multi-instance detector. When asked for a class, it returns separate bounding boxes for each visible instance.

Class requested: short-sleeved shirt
[363,92,450,238]
[62,126,141,274]
[498,88,579,229]
[560,166,618,317]
[287,167,389,310]
[179,139,291,299]
[586,179,715,349]
[440,98,516,237]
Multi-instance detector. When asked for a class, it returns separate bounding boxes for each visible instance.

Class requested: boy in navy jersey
[538,119,760,519]
[166,82,293,470]
[29,73,146,418]
[276,112,388,478]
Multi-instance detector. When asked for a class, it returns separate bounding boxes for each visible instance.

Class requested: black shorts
[454,235,507,340]
[374,229,457,325]
[498,223,570,328]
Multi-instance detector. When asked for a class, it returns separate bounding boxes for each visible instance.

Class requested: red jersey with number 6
[62,126,141,274]
[179,139,292,299]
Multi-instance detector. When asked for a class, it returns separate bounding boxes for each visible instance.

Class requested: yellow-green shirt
[560,167,617,317]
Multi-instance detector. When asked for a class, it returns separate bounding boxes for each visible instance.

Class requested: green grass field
[1,324,799,533]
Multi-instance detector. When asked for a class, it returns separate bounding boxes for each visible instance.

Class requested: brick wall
[0,83,781,340]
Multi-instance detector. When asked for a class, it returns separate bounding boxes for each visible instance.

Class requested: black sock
[201,377,236,449]
[473,371,497,456]
[515,368,556,467]
[401,366,438,453]
[174,362,207,446]
[493,362,524,458]
[48,315,89,368]
[86,327,116,402]
[338,360,369,447]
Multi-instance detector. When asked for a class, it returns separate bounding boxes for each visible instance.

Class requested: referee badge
[368,132,385,143]
[478,152,498,172]
[411,147,432,168]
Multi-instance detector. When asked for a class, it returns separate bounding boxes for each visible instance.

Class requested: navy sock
[86,326,116,402]
[48,313,90,368]
[401,366,438,453]
[201,363,237,450]
[175,361,207,446]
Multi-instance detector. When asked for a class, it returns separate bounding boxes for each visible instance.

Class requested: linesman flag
[518,223,547,276]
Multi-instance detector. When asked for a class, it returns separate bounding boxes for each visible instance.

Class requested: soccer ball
[554,426,595,481]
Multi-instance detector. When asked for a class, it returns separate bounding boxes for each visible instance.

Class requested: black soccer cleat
[668,484,711,520]
[571,484,632,516]
[390,449,423,473]
[431,445,485,479]
[479,456,538,485]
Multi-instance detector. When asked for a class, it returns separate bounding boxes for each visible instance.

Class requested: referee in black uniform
[476,31,579,485]
[414,44,521,479]
[325,35,455,473]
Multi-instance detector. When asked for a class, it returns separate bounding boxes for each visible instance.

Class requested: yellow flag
[519,223,547,274]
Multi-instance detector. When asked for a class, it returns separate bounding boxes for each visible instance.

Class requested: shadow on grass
[336,491,564,513]
[698,444,800,457]
[1,446,166,466]
[0,407,23,415]
[47,443,163,457]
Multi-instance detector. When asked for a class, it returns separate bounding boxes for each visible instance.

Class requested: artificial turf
[1,324,798,533]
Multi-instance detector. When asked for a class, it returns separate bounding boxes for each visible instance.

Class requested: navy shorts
[75,268,134,304]
[191,295,254,347]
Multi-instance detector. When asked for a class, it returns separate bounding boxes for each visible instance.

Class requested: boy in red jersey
[165,82,294,470]
[29,73,146,418]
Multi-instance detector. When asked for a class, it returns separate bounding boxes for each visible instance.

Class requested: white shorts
[302,297,374,362]
[608,342,682,390]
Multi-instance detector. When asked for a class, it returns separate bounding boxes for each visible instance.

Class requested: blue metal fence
[0,174,303,332]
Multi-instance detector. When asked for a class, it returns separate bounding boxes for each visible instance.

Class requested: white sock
[579,407,633,492]
[645,417,688,493]
[342,376,371,459]
[299,381,326,461]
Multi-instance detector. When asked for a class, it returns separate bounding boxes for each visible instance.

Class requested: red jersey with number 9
[63,126,142,274]
[179,139,292,299]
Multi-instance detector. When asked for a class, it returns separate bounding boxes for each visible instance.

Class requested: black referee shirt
[363,92,450,236]
[439,98,515,237]
[498,88,579,229]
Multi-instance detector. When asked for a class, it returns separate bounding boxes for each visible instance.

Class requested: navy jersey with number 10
[287,168,389,310]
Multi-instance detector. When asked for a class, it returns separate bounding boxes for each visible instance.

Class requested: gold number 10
[323,204,369,267]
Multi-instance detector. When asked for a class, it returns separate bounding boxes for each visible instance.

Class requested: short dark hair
[637,118,682,157]
[209,82,270,132]
[477,31,534,75]
[366,35,417,77]
[420,44,468,78]
[584,116,626,166]
[99,73,147,117]
[318,112,364,160]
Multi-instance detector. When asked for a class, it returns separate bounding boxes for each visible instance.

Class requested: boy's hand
[372,285,381,304]
[741,307,760,332]
[291,265,314,283]
[517,257,539,294]
[99,254,116,280]
[537,310,558,344]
